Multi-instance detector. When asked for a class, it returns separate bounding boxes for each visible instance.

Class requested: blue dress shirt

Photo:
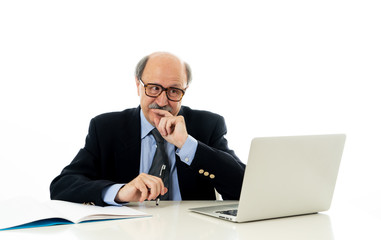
[102,110,198,205]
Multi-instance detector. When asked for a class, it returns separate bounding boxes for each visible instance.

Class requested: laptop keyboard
[215,209,238,216]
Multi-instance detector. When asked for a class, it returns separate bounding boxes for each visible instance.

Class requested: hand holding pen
[156,164,166,206]
[114,172,167,203]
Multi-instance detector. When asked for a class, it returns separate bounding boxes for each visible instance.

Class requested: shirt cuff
[102,183,127,206]
[176,135,198,166]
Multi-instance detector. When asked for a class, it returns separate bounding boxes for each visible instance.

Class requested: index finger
[151,108,173,117]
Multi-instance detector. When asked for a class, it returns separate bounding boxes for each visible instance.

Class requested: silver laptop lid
[236,134,346,222]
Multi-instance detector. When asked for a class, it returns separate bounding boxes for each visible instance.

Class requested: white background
[1,0,380,220]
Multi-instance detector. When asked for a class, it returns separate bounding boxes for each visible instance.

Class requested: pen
[156,164,166,206]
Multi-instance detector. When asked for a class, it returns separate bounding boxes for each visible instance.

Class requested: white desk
[1,201,381,240]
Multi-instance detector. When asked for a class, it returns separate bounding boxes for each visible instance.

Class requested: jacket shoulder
[88,107,141,137]
[180,106,222,121]
[92,107,139,124]
[180,106,226,139]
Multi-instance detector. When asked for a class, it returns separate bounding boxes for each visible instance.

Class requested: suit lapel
[114,107,142,183]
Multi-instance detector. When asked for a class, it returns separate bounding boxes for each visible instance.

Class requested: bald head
[135,52,192,85]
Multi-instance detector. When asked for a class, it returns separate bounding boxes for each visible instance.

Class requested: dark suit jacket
[50,106,245,206]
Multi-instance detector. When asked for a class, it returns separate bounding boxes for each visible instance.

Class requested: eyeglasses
[139,79,186,102]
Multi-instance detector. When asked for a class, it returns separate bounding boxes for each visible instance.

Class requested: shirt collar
[140,109,155,140]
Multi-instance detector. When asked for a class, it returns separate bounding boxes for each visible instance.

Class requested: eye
[168,88,182,96]
[148,85,162,93]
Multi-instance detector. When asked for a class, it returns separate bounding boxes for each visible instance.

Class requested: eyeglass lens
[145,84,184,101]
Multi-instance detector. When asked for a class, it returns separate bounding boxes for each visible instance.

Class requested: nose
[155,90,169,107]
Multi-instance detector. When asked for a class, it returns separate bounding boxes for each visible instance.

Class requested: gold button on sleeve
[204,171,209,177]
[210,174,215,179]
[199,169,204,174]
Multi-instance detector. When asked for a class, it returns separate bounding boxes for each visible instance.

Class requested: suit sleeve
[190,115,245,200]
[50,118,115,206]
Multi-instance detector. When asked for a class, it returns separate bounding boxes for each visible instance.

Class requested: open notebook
[0,199,150,231]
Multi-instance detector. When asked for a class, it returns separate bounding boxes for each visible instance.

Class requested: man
[50,52,245,206]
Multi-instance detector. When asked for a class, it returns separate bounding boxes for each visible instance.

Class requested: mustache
[148,103,173,112]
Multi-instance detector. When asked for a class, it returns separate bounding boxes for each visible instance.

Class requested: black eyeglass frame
[139,78,186,102]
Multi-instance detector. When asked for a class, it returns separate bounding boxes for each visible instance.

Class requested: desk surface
[1,201,381,240]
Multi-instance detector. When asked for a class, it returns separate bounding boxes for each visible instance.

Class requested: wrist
[177,134,188,149]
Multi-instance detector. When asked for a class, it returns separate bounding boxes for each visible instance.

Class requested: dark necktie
[148,128,170,200]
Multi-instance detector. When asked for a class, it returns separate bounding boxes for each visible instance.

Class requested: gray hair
[135,54,192,85]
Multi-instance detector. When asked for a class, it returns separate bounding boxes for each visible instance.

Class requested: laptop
[189,134,346,222]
